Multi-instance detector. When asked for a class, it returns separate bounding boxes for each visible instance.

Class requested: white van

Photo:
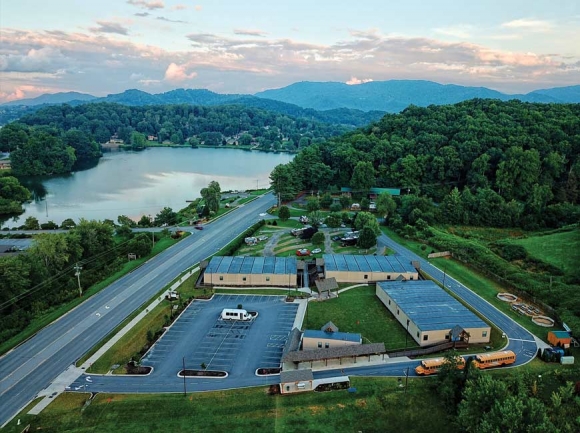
[221,308,252,321]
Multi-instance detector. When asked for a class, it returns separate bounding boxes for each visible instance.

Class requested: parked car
[194,225,204,230]
[311,248,322,254]
[296,248,311,256]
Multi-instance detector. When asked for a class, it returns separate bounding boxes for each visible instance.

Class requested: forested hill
[0,90,385,128]
[0,103,348,156]
[275,99,580,228]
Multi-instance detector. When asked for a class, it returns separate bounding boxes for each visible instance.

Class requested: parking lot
[141,294,299,380]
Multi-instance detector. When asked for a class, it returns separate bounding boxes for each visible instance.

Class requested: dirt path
[263,231,285,257]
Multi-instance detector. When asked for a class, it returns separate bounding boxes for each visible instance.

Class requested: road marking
[509,339,536,343]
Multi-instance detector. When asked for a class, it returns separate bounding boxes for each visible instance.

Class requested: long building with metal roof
[323,254,418,283]
[376,280,491,346]
[203,256,297,286]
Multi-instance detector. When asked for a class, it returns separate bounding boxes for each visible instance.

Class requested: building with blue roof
[203,256,297,287]
[302,321,362,350]
[323,254,418,283]
[376,280,491,346]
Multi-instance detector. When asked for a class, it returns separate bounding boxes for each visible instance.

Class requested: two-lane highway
[0,193,276,426]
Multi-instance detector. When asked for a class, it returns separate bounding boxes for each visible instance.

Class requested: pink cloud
[0,84,58,102]
[346,77,374,85]
[164,62,197,81]
[126,0,164,10]
[171,4,187,10]
[194,5,202,11]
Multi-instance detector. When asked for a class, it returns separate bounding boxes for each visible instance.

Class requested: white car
[311,248,322,254]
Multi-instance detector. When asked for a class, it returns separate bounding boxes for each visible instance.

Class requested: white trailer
[221,308,252,321]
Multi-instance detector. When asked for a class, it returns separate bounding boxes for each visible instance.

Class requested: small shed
[548,331,572,348]
[280,369,314,394]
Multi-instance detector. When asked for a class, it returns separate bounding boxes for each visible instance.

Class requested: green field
[305,285,417,350]
[511,229,580,275]
[3,378,454,433]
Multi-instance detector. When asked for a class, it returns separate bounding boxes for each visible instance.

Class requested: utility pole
[256,179,259,190]
[404,366,409,394]
[45,199,48,218]
[182,357,187,396]
[74,263,83,297]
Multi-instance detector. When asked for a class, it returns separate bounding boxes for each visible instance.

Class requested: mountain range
[2,80,579,126]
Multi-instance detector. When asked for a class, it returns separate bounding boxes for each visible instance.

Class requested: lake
[2,148,292,228]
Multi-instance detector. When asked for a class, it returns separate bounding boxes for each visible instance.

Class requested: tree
[63,129,101,161]
[27,233,72,270]
[200,181,221,214]
[270,164,300,202]
[357,226,377,249]
[329,202,342,213]
[350,161,375,192]
[360,197,370,211]
[0,176,31,215]
[325,212,342,228]
[308,210,325,227]
[238,133,252,146]
[375,192,397,222]
[60,218,77,229]
[127,232,153,256]
[0,123,29,152]
[138,215,152,227]
[278,205,290,221]
[117,215,136,227]
[339,195,351,210]
[311,232,325,245]
[306,197,320,212]
[116,225,133,239]
[10,130,76,176]
[320,193,333,209]
[155,207,178,226]
[353,212,380,235]
[130,131,147,149]
[23,216,40,230]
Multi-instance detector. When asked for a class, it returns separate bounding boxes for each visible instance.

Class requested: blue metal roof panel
[303,329,361,343]
[345,255,358,271]
[274,257,286,274]
[251,256,265,274]
[263,256,275,274]
[366,255,383,272]
[229,256,244,274]
[334,254,348,272]
[377,280,488,331]
[285,257,297,274]
[354,255,372,272]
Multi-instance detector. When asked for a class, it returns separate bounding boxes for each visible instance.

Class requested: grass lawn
[3,378,454,433]
[511,229,580,275]
[0,234,183,356]
[305,285,417,350]
[430,256,554,338]
[87,300,173,374]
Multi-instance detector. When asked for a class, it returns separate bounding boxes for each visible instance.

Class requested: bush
[311,232,325,245]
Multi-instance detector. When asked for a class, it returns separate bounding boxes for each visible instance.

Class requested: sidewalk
[28,267,199,416]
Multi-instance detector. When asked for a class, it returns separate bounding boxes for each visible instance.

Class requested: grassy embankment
[381,226,575,339]
[305,285,417,350]
[0,234,183,356]
[2,377,454,433]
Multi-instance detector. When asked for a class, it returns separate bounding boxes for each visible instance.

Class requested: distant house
[147,135,158,141]
[0,160,11,170]
[341,186,401,199]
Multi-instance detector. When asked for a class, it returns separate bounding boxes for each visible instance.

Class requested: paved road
[0,193,276,426]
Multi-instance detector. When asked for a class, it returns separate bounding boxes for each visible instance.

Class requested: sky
[1,0,579,102]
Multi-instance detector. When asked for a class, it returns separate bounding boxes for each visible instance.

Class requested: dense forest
[272,99,580,229]
[0,219,160,343]
[5,102,349,154]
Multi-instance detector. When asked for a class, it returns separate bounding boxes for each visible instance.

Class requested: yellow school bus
[472,350,516,369]
[415,356,466,376]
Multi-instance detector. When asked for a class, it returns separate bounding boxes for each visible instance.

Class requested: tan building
[203,256,297,287]
[376,280,491,347]
[280,369,314,394]
[0,160,11,170]
[302,321,361,350]
[323,254,418,283]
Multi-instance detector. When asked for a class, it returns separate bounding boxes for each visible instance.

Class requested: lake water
[3,148,292,228]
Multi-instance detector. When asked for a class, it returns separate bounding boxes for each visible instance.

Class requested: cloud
[501,18,553,32]
[194,5,202,11]
[346,77,373,85]
[434,25,474,39]
[89,21,130,35]
[126,0,164,10]
[1,26,579,103]
[234,29,268,37]
[134,12,150,17]
[171,4,187,10]
[164,62,197,82]
[0,84,59,102]
[157,16,187,23]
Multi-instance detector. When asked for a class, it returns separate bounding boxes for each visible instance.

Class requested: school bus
[472,350,516,369]
[415,356,466,376]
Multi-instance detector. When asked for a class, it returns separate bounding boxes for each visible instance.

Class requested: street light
[403,367,409,394]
